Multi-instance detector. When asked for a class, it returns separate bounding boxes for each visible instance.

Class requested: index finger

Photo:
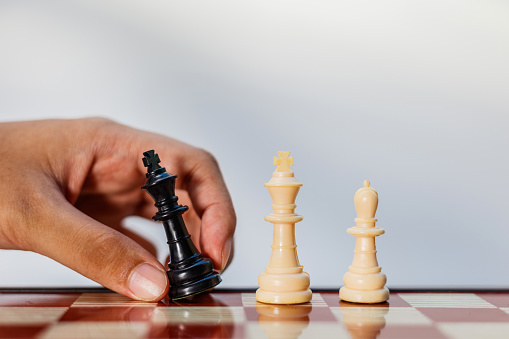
[178,149,236,271]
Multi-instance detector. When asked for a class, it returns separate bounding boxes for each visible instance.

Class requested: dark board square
[162,292,243,307]
[148,324,245,339]
[0,325,48,339]
[478,293,509,307]
[0,293,79,307]
[418,308,509,323]
[61,306,156,322]
[379,325,448,339]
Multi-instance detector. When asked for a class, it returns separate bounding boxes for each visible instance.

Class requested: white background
[0,0,508,289]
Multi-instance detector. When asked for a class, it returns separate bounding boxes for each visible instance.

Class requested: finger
[120,226,159,258]
[75,193,159,257]
[179,151,236,272]
[28,192,169,302]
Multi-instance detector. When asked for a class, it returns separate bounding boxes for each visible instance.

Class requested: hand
[0,118,236,301]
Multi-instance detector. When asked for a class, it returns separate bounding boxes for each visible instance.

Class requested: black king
[141,150,221,299]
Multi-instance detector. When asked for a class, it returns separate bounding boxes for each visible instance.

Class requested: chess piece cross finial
[142,150,162,173]
[273,151,294,172]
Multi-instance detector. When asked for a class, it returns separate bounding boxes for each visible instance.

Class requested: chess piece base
[256,288,312,305]
[169,270,221,300]
[257,271,312,304]
[339,286,389,304]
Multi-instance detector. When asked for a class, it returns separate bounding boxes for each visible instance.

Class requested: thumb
[28,195,168,301]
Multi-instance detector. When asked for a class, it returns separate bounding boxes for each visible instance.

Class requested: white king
[339,180,389,303]
[256,152,312,304]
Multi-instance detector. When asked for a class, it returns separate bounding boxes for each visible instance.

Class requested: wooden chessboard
[1,289,509,338]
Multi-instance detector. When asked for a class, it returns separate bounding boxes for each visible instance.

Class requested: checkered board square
[0,291,509,339]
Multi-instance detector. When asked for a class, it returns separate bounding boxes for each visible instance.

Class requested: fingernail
[221,238,233,271]
[129,264,167,301]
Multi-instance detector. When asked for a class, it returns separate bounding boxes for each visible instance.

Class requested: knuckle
[2,188,45,251]
[76,117,121,150]
[75,230,130,281]
[83,116,117,127]
[78,231,115,264]
[197,149,219,167]
[79,117,119,139]
[231,210,237,231]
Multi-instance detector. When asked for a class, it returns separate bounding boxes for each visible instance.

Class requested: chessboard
[1,289,509,339]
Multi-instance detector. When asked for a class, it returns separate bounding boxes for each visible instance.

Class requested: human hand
[0,118,236,301]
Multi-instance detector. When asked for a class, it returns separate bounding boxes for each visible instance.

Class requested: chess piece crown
[264,152,303,224]
[142,150,188,221]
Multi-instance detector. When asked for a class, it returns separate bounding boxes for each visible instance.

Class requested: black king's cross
[142,150,162,173]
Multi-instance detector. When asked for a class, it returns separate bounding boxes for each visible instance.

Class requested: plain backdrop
[0,0,508,289]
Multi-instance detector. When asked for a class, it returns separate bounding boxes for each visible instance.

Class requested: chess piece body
[256,152,312,304]
[141,150,221,300]
[339,180,389,303]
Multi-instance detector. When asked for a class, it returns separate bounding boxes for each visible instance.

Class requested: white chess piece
[256,152,312,304]
[339,180,389,303]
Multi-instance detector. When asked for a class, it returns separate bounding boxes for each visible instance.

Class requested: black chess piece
[141,150,221,300]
